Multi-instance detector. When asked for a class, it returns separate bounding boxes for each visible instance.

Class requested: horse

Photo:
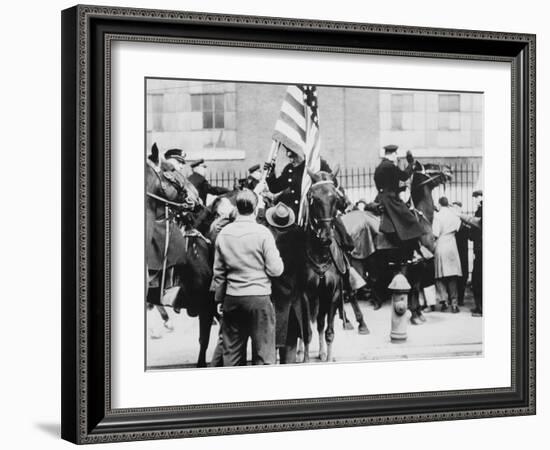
[302,170,346,362]
[406,163,452,320]
[145,149,218,367]
[343,162,451,322]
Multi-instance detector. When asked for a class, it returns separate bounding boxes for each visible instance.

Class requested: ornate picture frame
[61,4,535,444]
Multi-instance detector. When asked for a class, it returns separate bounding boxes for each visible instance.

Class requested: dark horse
[348,162,451,322]
[145,154,216,367]
[302,170,346,362]
[406,163,452,320]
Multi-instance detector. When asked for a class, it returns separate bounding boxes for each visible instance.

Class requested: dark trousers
[221,295,276,366]
[472,253,482,312]
[457,274,467,306]
[210,322,225,367]
[436,276,459,307]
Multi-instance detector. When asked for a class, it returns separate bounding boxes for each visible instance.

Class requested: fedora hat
[266,202,295,229]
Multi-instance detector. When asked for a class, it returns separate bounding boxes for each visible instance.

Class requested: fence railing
[208,163,481,215]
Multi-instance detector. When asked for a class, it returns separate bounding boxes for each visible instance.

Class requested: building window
[191,93,225,129]
[390,93,413,130]
[438,94,460,112]
[148,93,164,131]
[438,94,461,130]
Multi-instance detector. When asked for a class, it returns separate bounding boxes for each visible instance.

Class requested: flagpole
[298,87,311,226]
[259,140,279,186]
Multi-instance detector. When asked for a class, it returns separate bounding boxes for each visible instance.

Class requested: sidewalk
[146,295,483,369]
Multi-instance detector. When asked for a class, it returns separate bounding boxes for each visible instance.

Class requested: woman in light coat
[433,197,463,313]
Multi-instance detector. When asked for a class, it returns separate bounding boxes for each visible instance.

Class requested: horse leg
[325,286,339,362]
[317,312,327,361]
[197,295,215,367]
[409,284,424,325]
[349,292,369,335]
[156,305,174,331]
[302,280,316,364]
[338,301,354,330]
[302,340,310,363]
[281,312,299,364]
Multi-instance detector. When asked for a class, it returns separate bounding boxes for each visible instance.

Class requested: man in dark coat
[188,159,230,205]
[265,202,310,364]
[374,145,423,245]
[452,201,469,306]
[460,191,483,317]
[265,146,332,217]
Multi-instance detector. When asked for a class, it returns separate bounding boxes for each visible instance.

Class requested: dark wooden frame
[61,4,536,444]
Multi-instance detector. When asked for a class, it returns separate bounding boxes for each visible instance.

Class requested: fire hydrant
[389,272,412,343]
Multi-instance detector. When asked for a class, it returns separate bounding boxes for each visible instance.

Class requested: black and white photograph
[145,78,484,369]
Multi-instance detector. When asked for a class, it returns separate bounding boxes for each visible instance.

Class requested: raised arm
[204,180,230,197]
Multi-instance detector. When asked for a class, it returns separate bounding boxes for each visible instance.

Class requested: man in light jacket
[433,197,463,313]
[213,189,284,366]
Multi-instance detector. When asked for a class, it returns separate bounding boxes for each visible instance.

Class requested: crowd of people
[156,143,483,366]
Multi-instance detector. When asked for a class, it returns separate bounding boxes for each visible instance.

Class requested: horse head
[306,169,340,245]
[410,162,453,226]
[412,162,452,191]
[145,144,201,220]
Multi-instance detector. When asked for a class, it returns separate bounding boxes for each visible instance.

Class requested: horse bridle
[147,163,197,211]
[307,180,337,238]
[411,163,448,191]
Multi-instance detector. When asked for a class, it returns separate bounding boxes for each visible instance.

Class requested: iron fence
[208,162,481,215]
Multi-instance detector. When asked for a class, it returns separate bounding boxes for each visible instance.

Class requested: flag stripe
[271,130,303,156]
[284,91,306,117]
[280,101,306,131]
[276,111,307,142]
[272,84,322,225]
[287,86,305,105]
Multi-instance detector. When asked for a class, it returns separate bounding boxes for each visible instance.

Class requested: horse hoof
[163,319,174,331]
[197,360,207,368]
[344,321,354,330]
[358,323,370,335]
[319,353,327,362]
[418,314,427,322]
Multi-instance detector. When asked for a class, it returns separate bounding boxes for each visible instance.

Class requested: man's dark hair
[438,196,449,207]
[236,189,258,215]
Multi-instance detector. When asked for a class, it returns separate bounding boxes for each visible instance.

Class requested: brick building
[146,79,482,205]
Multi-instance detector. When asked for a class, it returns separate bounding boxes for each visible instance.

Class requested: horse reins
[146,191,196,210]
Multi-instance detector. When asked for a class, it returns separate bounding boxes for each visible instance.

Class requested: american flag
[272,85,321,223]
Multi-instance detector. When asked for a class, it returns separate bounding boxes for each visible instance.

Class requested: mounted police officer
[264,145,354,251]
[374,144,423,246]
[164,148,191,178]
[264,145,332,217]
[188,159,230,205]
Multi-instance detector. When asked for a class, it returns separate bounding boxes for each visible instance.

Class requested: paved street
[146,293,482,369]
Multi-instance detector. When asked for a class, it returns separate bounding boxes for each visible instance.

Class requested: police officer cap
[164,148,186,164]
[248,164,261,173]
[383,144,399,154]
[190,158,206,169]
[472,190,483,198]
